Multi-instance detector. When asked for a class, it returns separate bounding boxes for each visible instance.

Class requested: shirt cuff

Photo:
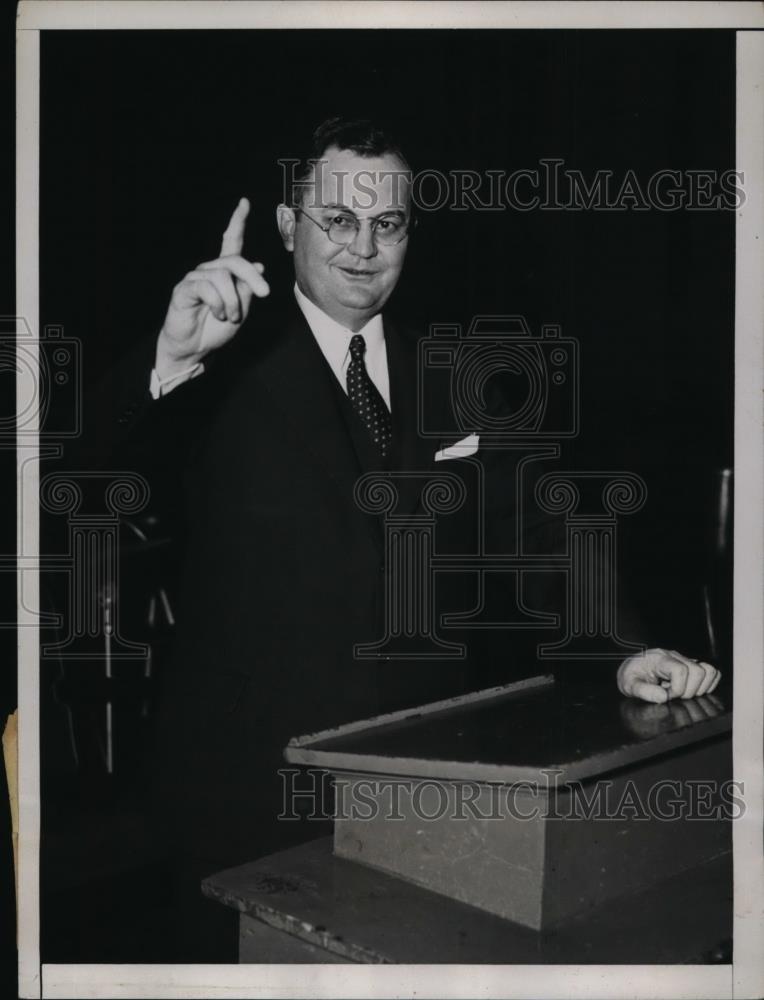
[149,361,205,400]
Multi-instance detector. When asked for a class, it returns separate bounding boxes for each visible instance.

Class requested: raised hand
[155,198,270,378]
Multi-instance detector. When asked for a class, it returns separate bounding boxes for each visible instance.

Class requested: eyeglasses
[293,207,413,247]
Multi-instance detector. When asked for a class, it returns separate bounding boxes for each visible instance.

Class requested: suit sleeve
[65,330,231,483]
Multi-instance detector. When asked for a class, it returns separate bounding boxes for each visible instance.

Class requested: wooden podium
[203,675,732,963]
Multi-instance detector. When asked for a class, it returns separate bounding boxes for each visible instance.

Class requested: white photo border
[15,3,764,998]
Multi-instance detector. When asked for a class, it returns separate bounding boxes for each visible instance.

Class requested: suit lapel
[385,318,449,516]
[250,309,362,492]
[240,306,449,528]
[245,306,385,552]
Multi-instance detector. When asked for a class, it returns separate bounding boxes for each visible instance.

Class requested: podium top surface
[284,674,731,784]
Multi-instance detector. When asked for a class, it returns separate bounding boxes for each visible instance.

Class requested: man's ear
[276,204,296,251]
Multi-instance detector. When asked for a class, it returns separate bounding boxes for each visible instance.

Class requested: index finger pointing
[220,197,250,257]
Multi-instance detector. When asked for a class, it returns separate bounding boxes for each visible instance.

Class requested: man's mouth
[337,266,377,279]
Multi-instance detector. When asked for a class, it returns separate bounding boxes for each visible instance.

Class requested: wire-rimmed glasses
[294,206,413,246]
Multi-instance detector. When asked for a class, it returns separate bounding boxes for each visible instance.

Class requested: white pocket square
[434,433,480,462]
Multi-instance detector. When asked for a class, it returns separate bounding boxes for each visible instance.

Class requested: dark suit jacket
[81,302,486,865]
[77,299,639,870]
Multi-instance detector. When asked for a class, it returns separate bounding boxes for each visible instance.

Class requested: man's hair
[291,116,411,207]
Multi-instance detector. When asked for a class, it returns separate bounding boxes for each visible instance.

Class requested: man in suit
[109,117,722,959]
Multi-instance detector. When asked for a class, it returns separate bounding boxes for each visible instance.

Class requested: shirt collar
[293,283,384,369]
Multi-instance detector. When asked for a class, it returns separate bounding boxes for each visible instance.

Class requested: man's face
[278,146,411,331]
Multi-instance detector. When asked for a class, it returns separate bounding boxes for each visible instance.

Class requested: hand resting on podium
[617,648,722,703]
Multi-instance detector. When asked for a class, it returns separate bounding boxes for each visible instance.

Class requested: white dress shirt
[293,283,390,409]
[149,285,391,409]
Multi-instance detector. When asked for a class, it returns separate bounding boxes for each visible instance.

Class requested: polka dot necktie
[346,334,392,458]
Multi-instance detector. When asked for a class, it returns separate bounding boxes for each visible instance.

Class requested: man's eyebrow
[319,203,407,219]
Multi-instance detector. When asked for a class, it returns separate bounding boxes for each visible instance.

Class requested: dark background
[36,29,734,962]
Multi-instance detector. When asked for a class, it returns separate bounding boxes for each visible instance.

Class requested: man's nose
[347,221,378,259]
